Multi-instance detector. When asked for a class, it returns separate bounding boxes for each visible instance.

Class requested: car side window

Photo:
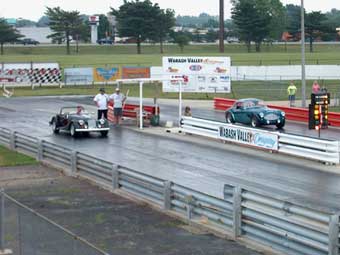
[235,102,243,110]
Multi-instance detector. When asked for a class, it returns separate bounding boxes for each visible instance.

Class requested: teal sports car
[225,98,285,129]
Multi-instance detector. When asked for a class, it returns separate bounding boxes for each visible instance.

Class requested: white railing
[181,117,340,164]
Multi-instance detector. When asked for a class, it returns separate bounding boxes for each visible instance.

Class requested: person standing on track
[287,81,297,107]
[93,88,109,119]
[110,87,126,126]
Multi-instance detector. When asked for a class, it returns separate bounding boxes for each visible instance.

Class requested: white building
[17,27,52,43]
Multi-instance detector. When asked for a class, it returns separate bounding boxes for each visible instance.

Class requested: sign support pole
[179,81,182,126]
[139,81,143,130]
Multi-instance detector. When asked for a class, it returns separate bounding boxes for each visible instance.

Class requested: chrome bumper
[75,128,110,132]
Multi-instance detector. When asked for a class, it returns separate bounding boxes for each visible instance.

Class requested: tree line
[1,0,340,55]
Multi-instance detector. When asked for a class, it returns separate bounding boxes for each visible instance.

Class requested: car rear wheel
[226,112,235,124]
[251,116,259,128]
[70,123,77,137]
[51,119,59,134]
[100,131,108,137]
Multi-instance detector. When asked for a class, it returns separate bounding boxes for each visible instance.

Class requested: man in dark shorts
[110,88,126,126]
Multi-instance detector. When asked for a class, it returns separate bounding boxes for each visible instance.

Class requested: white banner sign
[162,56,231,93]
[218,125,279,151]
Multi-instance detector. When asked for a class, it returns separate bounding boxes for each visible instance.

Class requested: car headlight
[99,119,105,125]
[259,112,264,118]
[78,120,85,125]
[281,112,285,117]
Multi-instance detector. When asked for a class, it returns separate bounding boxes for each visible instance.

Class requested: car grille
[88,119,97,128]
[265,113,278,121]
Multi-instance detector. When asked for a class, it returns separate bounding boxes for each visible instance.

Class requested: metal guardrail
[181,117,340,164]
[0,127,339,255]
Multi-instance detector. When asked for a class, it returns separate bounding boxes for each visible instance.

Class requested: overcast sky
[1,0,340,21]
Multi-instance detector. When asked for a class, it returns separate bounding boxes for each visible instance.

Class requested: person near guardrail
[109,88,126,126]
[93,88,109,120]
[184,106,192,116]
[312,80,321,94]
[287,81,297,107]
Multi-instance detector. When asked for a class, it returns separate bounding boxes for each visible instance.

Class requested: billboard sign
[218,125,279,151]
[64,68,93,84]
[93,68,121,82]
[122,67,150,79]
[162,56,231,93]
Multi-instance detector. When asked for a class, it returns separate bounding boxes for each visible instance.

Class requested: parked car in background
[49,106,110,137]
[225,98,286,129]
[19,38,40,45]
[97,38,113,45]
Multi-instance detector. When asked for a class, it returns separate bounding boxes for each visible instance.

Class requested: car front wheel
[51,119,59,134]
[251,116,260,128]
[226,112,235,124]
[276,121,285,129]
[100,131,108,137]
[70,123,77,137]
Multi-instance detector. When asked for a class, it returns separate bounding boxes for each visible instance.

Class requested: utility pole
[301,0,306,107]
[219,0,224,53]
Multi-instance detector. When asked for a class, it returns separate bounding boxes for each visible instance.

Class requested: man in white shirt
[93,88,109,119]
[110,88,126,125]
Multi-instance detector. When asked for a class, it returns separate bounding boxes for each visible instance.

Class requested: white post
[179,81,182,126]
[139,81,143,130]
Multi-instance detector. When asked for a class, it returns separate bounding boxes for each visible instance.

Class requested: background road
[1,96,340,213]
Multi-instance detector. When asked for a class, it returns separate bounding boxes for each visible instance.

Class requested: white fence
[151,65,340,81]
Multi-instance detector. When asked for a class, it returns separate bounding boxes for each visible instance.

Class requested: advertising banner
[0,62,61,84]
[64,68,93,84]
[122,67,150,79]
[93,68,121,82]
[162,56,231,93]
[218,125,279,151]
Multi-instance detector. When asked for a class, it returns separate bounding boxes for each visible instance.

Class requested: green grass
[0,145,37,167]
[1,43,340,68]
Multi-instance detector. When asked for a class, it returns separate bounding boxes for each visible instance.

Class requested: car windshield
[61,107,89,115]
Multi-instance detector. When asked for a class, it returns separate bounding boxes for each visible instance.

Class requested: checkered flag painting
[29,68,62,84]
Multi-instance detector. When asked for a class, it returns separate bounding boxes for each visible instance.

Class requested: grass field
[0,145,37,167]
[2,43,340,68]
[1,43,340,112]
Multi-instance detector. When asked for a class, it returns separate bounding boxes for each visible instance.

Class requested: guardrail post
[163,181,172,210]
[328,214,339,255]
[9,131,15,151]
[70,151,77,174]
[0,189,4,251]
[112,164,119,190]
[233,186,242,238]
[36,140,43,162]
[185,195,195,220]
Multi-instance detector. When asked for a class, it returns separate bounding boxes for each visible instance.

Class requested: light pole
[219,0,224,53]
[301,0,306,107]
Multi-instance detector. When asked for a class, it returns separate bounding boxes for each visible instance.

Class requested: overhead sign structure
[162,56,231,93]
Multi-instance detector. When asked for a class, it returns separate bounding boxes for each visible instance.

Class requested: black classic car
[225,98,286,129]
[50,106,110,137]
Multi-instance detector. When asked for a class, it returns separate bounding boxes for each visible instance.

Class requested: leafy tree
[203,18,219,29]
[305,11,327,52]
[268,0,286,41]
[174,33,190,53]
[232,0,283,52]
[45,7,83,54]
[111,0,160,54]
[231,0,261,52]
[205,29,218,42]
[97,14,112,39]
[150,8,175,53]
[36,16,50,27]
[285,4,301,40]
[176,13,218,28]
[322,9,340,41]
[16,19,36,27]
[0,19,23,55]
